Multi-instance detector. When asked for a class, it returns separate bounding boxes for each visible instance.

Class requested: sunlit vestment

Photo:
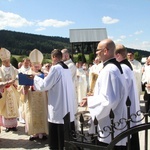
[17,66,31,123]
[0,64,19,128]
[142,64,150,93]
[34,63,75,124]
[76,67,88,104]
[128,59,142,99]
[88,63,103,93]
[120,59,141,126]
[142,64,150,112]
[23,70,48,135]
[64,59,78,113]
[88,59,128,145]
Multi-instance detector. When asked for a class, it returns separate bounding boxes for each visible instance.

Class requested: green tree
[134,52,142,62]
[77,53,86,63]
[16,56,27,62]
[88,53,95,64]
[11,57,18,69]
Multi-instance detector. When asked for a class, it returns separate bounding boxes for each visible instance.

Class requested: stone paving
[0,122,49,150]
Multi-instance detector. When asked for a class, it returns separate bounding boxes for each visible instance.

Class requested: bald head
[61,48,70,61]
[101,38,115,49]
[96,39,115,62]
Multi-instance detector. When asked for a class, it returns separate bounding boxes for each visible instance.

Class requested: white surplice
[64,59,78,113]
[34,63,75,124]
[120,63,141,127]
[88,62,128,145]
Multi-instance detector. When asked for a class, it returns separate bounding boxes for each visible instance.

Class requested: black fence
[63,99,150,150]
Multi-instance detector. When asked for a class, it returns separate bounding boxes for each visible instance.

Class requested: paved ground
[0,122,49,150]
[0,96,150,150]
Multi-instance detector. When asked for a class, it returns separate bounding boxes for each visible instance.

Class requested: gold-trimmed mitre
[29,49,43,65]
[0,48,11,61]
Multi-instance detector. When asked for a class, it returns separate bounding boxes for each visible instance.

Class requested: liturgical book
[18,73,33,85]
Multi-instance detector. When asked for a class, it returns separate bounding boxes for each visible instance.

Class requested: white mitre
[29,49,43,65]
[0,47,11,61]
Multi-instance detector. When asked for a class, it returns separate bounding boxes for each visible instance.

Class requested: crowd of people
[0,38,149,149]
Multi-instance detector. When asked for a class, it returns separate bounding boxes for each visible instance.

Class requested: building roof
[69,28,107,43]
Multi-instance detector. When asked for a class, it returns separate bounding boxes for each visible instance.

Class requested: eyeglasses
[96,48,105,52]
[45,65,50,67]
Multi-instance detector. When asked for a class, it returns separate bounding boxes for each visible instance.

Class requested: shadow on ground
[0,138,49,149]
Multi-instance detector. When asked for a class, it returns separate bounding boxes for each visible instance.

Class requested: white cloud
[114,39,122,43]
[120,35,126,39]
[111,36,150,51]
[37,19,74,28]
[126,41,150,51]
[35,27,46,32]
[134,30,143,35]
[102,16,119,24]
[0,10,33,29]
[113,36,126,45]
[0,10,74,30]
[108,36,114,39]
[109,33,150,51]
[141,41,150,50]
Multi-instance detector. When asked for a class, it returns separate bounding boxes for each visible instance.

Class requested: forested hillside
[0,30,150,60]
[0,30,71,56]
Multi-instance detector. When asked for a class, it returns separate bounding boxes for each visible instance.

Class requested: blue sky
[0,0,150,51]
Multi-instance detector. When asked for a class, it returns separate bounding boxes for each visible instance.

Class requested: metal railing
[64,98,150,150]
